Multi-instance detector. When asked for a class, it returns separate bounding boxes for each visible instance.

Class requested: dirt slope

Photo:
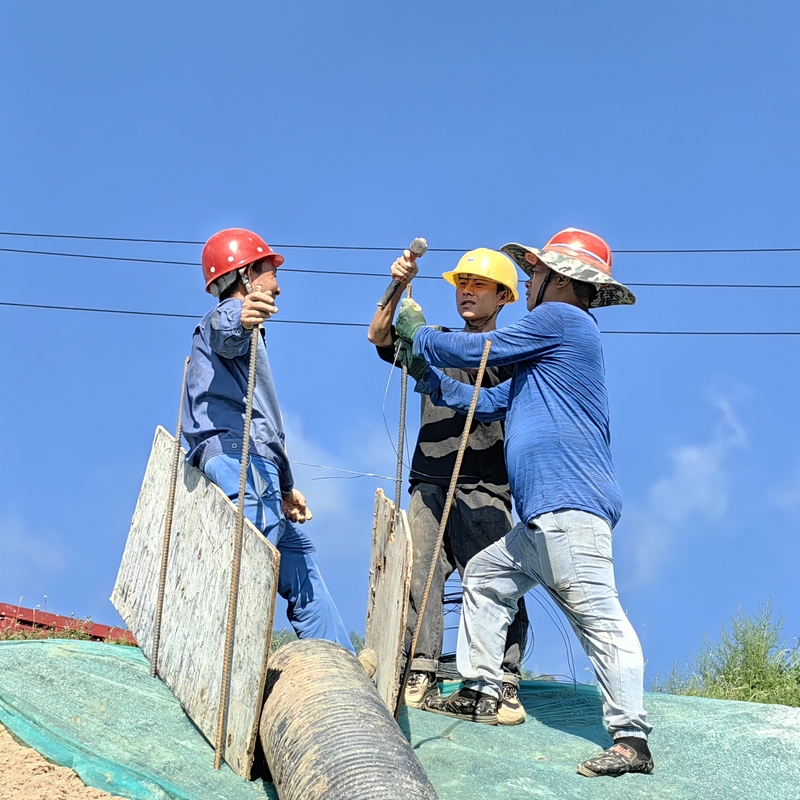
[0,724,118,800]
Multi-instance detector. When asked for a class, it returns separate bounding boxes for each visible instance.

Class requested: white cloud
[624,400,745,587]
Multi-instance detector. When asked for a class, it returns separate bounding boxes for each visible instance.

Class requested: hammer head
[409,237,428,258]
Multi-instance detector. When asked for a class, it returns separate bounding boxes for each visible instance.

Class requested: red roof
[0,603,136,645]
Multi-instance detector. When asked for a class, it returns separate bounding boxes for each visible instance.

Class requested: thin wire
[527,587,577,685]
[289,460,394,482]
[0,246,196,265]
[0,301,366,326]
[627,282,800,289]
[0,231,205,245]
[4,301,800,336]
[380,351,411,470]
[2,230,800,254]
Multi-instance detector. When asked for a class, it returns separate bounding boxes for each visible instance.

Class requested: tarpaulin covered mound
[1,639,800,800]
[0,640,275,800]
[407,680,800,800]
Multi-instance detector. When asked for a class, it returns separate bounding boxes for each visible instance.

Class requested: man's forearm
[415,368,509,422]
[367,286,406,346]
[412,326,488,369]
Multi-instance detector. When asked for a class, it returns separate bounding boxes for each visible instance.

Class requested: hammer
[377,237,428,308]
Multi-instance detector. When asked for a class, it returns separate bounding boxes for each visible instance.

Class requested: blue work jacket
[414,301,622,528]
[182,299,294,495]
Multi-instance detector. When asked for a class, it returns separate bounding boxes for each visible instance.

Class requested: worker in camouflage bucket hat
[393,228,653,779]
[501,227,636,310]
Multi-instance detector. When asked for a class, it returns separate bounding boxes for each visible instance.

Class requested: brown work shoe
[497,682,525,726]
[577,742,654,778]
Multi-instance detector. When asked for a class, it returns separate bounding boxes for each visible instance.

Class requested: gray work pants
[405,482,529,683]
[458,510,651,740]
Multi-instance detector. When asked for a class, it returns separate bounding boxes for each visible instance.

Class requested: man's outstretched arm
[414,368,511,423]
[409,302,564,370]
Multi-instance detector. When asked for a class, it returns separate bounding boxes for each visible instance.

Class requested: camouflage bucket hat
[501,228,636,308]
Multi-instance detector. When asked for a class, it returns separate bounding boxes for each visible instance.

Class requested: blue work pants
[203,453,353,652]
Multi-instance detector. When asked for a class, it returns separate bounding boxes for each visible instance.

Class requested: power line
[2,230,800,254]
[3,301,800,336]
[0,231,204,245]
[1,246,799,289]
[0,301,365,326]
[0,246,196,266]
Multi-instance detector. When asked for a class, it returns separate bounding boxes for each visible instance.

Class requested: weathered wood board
[365,488,413,712]
[111,426,280,779]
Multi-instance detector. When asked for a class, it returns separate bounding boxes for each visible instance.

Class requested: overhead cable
[1,230,800,254]
[1,246,799,289]
[3,301,800,336]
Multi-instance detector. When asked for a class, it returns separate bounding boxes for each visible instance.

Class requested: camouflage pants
[405,482,529,683]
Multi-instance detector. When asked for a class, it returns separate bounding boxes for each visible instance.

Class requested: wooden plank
[365,488,413,712]
[111,426,279,779]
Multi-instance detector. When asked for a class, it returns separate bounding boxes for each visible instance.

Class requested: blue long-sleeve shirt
[413,301,622,527]
[182,299,294,494]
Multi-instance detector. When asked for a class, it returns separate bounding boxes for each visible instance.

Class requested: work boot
[577,741,654,778]
[404,671,438,708]
[497,681,525,726]
[422,687,498,725]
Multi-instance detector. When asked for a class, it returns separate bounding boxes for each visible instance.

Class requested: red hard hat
[201,228,285,294]
[543,228,613,275]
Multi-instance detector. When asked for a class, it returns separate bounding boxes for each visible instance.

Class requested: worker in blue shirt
[395,228,653,779]
[182,228,353,652]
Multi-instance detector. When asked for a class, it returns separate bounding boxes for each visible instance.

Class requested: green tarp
[1,640,799,800]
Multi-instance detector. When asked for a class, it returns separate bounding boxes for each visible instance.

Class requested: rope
[150,356,190,678]
[394,339,492,719]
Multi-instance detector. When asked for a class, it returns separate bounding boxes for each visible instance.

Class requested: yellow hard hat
[442,248,520,303]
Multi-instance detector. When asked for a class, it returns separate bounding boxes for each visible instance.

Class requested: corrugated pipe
[260,639,438,800]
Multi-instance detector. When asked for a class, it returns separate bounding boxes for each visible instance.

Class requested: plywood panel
[112,426,279,779]
[365,488,413,712]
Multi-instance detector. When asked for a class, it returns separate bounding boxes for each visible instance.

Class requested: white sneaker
[404,671,437,708]
[497,682,526,725]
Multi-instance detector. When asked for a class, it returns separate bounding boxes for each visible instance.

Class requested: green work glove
[395,298,427,343]
[396,339,429,380]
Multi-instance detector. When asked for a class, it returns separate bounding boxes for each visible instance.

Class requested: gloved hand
[395,298,427,343]
[396,339,429,380]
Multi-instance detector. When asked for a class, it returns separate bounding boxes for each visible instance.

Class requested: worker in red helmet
[182,228,353,651]
[394,229,654,778]
[368,248,529,725]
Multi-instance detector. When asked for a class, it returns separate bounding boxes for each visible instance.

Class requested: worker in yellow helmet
[367,247,529,725]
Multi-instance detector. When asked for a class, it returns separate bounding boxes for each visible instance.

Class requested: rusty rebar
[392,283,413,532]
[214,324,261,770]
[395,339,492,719]
[150,356,190,678]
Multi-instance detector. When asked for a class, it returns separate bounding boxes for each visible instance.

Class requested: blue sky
[1,1,798,685]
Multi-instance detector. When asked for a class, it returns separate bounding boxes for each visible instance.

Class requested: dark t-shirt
[376,327,512,501]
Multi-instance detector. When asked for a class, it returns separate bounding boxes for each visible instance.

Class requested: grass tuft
[651,600,800,707]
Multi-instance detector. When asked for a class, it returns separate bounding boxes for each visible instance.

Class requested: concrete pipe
[260,639,438,800]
